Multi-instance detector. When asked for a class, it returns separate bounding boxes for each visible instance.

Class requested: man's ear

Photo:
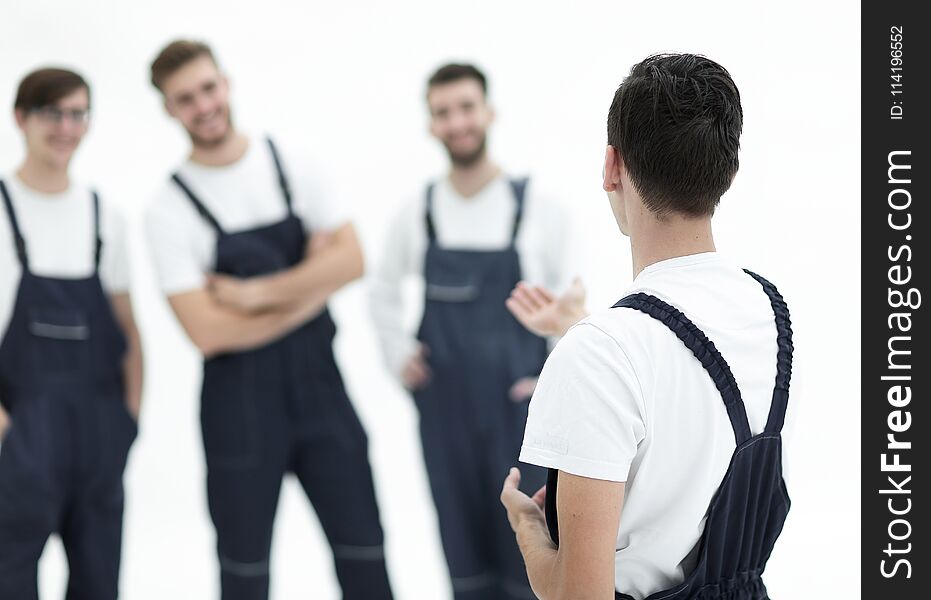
[603,145,622,192]
[13,108,27,130]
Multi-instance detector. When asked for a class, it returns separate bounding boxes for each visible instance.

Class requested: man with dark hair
[370,62,574,599]
[0,67,142,599]
[427,63,488,100]
[144,40,393,600]
[149,39,215,92]
[501,54,795,600]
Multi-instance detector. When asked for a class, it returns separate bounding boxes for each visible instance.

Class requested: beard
[188,107,234,149]
[445,133,487,168]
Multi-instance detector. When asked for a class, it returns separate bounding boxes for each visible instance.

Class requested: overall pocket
[424,280,480,303]
[28,308,90,378]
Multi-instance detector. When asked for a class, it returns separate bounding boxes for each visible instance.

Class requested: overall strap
[423,177,530,245]
[424,182,438,242]
[744,269,794,434]
[171,173,224,235]
[265,137,294,215]
[91,191,103,271]
[0,179,29,270]
[508,176,529,244]
[613,293,753,445]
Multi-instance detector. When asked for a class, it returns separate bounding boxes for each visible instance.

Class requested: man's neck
[448,154,501,198]
[629,214,716,279]
[16,156,70,194]
[189,130,249,167]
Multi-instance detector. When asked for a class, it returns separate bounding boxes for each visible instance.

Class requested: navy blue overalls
[545,270,793,600]
[414,179,548,600]
[170,139,392,600]
[0,180,136,600]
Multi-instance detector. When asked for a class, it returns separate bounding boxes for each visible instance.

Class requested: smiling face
[427,78,494,167]
[15,86,90,171]
[161,55,233,148]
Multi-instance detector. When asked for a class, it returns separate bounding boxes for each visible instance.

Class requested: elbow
[541,585,582,600]
[327,238,364,286]
[535,579,563,600]
[534,560,608,600]
[194,339,219,359]
[349,245,365,282]
[342,226,365,282]
[190,331,225,358]
[549,588,576,600]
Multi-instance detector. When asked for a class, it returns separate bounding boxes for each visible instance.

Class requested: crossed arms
[166,223,363,358]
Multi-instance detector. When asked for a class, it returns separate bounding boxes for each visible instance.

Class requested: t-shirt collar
[635,251,722,281]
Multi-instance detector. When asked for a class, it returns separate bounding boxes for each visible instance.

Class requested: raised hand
[500,467,546,533]
[506,277,588,338]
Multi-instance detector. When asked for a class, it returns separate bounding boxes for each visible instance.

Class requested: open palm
[506,277,587,338]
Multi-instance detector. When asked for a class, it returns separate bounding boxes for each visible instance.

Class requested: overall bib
[0,180,136,600]
[171,139,392,600]
[545,270,793,600]
[414,179,548,600]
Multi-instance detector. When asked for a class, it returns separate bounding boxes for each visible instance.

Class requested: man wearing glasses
[0,67,142,599]
[144,40,393,600]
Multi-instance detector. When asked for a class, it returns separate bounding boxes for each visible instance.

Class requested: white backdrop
[1,1,860,598]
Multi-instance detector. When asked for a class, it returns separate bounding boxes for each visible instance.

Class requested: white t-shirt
[0,174,130,336]
[369,174,574,377]
[145,135,349,296]
[519,252,795,599]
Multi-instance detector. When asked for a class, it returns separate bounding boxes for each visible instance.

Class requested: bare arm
[209,223,363,313]
[168,285,329,358]
[502,468,624,600]
[110,293,144,419]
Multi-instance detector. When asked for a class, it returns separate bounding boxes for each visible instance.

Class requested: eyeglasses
[29,106,90,126]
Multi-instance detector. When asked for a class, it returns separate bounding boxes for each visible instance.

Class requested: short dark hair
[608,54,743,218]
[150,40,217,91]
[427,63,488,96]
[15,68,90,111]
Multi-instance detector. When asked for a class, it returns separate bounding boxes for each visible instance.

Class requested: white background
[1,1,860,598]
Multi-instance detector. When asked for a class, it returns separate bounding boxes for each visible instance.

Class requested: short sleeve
[99,202,130,294]
[277,141,350,233]
[520,322,646,482]
[144,192,210,296]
